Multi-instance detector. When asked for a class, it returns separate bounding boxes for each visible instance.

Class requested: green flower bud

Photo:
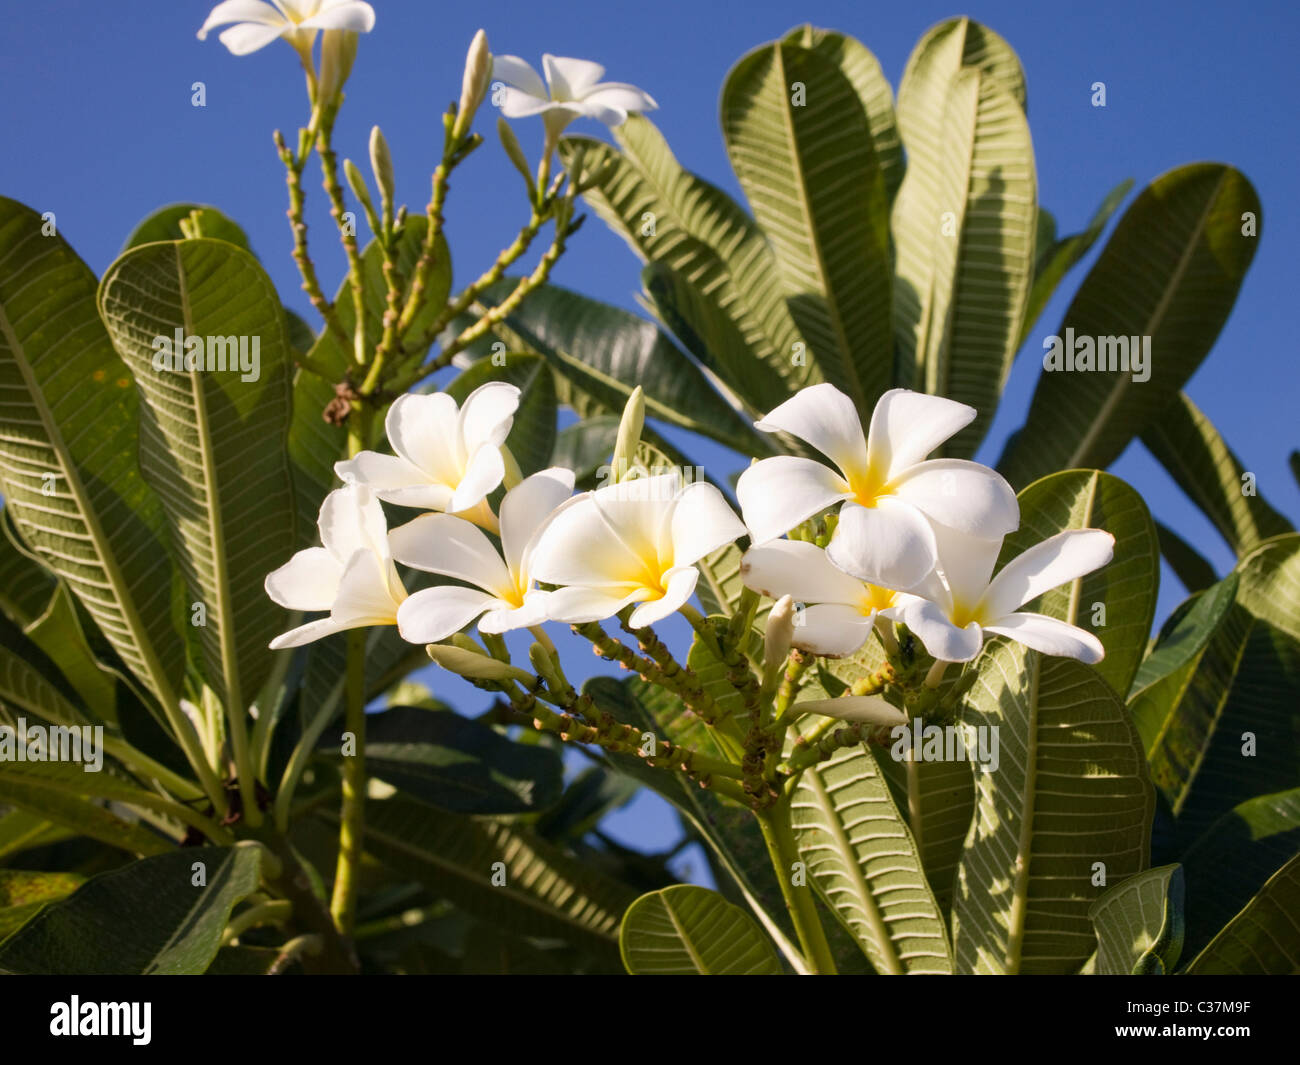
[452,30,492,142]
[427,642,534,684]
[369,125,395,209]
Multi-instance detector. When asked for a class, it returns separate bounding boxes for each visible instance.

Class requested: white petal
[317,484,389,565]
[384,393,462,481]
[388,514,513,598]
[740,540,865,606]
[866,389,976,481]
[754,383,867,477]
[793,695,907,728]
[502,467,576,583]
[893,595,984,662]
[543,55,605,99]
[331,549,403,625]
[979,529,1116,621]
[377,483,457,511]
[983,612,1106,663]
[792,603,874,657]
[396,586,497,644]
[529,494,647,588]
[669,483,747,567]
[334,450,429,495]
[457,381,520,453]
[497,87,556,118]
[492,54,547,98]
[449,444,505,513]
[478,597,550,635]
[889,459,1020,539]
[573,100,628,126]
[198,0,283,37]
[825,499,938,591]
[217,21,287,53]
[269,616,353,650]
[298,0,375,31]
[579,83,658,114]
[628,567,698,628]
[929,522,1003,613]
[543,584,645,624]
[736,456,850,545]
[265,547,341,611]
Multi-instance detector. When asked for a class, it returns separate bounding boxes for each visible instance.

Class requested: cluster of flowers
[266,382,1113,675]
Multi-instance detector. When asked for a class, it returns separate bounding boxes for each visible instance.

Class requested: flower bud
[762,595,796,694]
[344,158,375,215]
[497,117,533,191]
[791,695,907,728]
[452,30,492,141]
[369,125,395,209]
[610,386,644,484]
[427,642,534,684]
[318,30,359,105]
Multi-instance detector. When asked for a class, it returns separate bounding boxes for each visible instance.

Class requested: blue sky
[2,0,1297,867]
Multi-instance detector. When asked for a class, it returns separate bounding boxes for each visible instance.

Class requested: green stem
[757,801,837,975]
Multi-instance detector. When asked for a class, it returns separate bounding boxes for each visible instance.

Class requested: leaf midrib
[1003,650,1041,973]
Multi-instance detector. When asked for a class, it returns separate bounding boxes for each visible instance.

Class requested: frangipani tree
[0,9,1295,980]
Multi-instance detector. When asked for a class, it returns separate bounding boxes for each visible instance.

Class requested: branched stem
[757,802,837,975]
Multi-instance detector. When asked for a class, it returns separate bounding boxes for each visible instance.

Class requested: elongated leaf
[1129,535,1300,839]
[1183,852,1300,974]
[999,164,1261,487]
[1021,179,1133,345]
[999,470,1158,696]
[893,18,1036,453]
[0,768,169,856]
[1142,391,1292,555]
[620,884,781,974]
[952,642,1154,973]
[1089,864,1184,974]
[1180,788,1300,960]
[99,239,298,712]
[0,508,54,627]
[0,844,263,974]
[324,705,562,815]
[121,202,251,253]
[1129,573,1238,698]
[722,33,893,415]
[561,121,807,411]
[341,796,635,961]
[446,353,556,476]
[552,415,620,489]
[0,197,183,709]
[289,217,450,541]
[0,806,72,861]
[473,280,761,454]
[0,869,85,940]
[791,744,952,973]
[23,582,115,716]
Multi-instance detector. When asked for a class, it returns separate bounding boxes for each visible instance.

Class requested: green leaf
[1142,391,1292,555]
[791,744,953,973]
[1089,864,1185,974]
[0,806,72,862]
[0,196,183,710]
[0,507,55,627]
[1129,572,1238,698]
[327,705,563,815]
[446,352,556,476]
[552,416,620,489]
[0,869,85,941]
[99,238,299,712]
[721,32,894,415]
[999,470,1159,697]
[1154,519,1218,594]
[892,18,1036,454]
[473,280,761,455]
[1180,788,1300,961]
[1129,534,1300,839]
[340,796,635,960]
[999,164,1262,488]
[1183,852,1300,974]
[1020,179,1133,345]
[620,884,781,974]
[952,643,1154,973]
[288,216,451,541]
[561,118,808,411]
[0,844,264,974]
[121,203,251,254]
[22,582,116,718]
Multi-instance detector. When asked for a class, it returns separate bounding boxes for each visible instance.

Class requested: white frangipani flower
[892,525,1115,664]
[492,54,658,139]
[198,0,375,57]
[736,385,1019,590]
[740,539,903,658]
[389,468,575,643]
[265,484,406,648]
[335,383,520,532]
[530,471,747,629]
